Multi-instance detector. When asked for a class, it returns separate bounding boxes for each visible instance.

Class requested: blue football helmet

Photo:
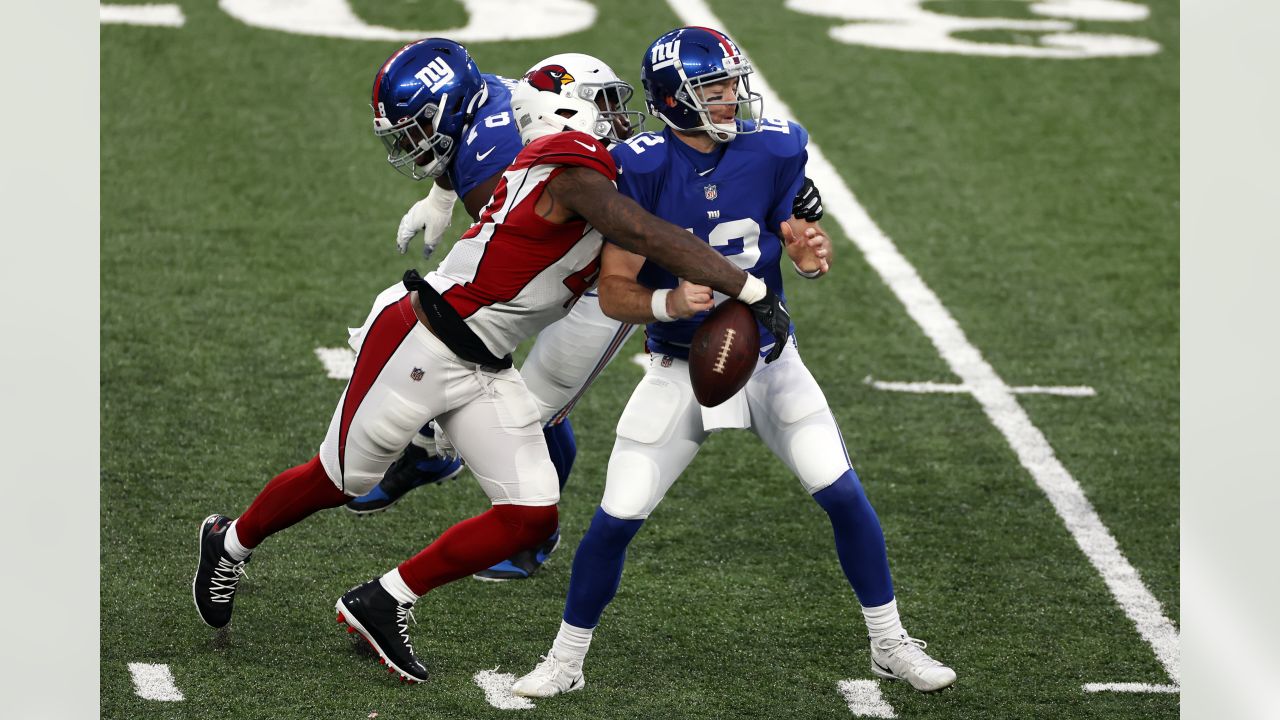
[640,26,764,142]
[371,38,487,179]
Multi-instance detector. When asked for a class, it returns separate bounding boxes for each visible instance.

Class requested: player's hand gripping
[748,289,792,362]
[780,220,831,277]
[669,281,714,319]
[397,183,457,259]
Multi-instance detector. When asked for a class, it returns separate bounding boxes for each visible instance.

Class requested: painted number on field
[786,0,1160,58]
[100,4,186,26]
[103,0,596,40]
[218,0,595,42]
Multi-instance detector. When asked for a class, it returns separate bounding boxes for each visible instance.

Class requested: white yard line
[128,663,184,701]
[1083,682,1180,693]
[473,669,535,710]
[665,0,1179,689]
[866,378,1097,396]
[100,4,186,26]
[836,680,897,718]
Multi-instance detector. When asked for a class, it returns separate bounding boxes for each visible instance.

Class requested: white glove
[396,182,457,259]
[427,420,458,460]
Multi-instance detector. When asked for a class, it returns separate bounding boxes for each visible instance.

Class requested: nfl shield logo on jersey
[704,184,717,201]
[410,367,425,382]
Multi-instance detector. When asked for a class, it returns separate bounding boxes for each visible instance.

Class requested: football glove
[792,176,824,222]
[426,420,458,460]
[397,182,457,259]
[748,290,792,363]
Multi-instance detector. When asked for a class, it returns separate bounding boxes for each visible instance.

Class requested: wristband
[650,289,675,322]
[735,274,767,305]
[792,261,822,279]
[426,181,457,214]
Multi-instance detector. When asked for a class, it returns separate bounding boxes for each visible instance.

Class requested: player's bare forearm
[597,274,659,323]
[598,244,713,322]
[552,167,749,296]
[597,244,653,323]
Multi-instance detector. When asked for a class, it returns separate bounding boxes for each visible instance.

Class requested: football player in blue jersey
[352,39,646,580]
[513,26,955,696]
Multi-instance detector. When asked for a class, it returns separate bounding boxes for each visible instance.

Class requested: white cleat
[870,634,957,692]
[511,651,586,698]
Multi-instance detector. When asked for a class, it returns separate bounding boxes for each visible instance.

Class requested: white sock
[862,598,906,642]
[410,432,434,451]
[551,620,594,665]
[379,568,420,605]
[224,520,253,562]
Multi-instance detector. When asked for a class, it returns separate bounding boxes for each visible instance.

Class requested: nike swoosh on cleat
[476,147,496,161]
[573,139,597,151]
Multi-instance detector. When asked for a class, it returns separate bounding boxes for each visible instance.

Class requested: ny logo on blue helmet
[371,38,488,180]
[641,26,764,143]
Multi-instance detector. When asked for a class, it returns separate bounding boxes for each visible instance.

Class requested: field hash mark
[128,662,183,701]
[837,679,896,718]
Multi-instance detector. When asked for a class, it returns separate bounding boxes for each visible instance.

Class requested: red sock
[234,455,349,548]
[397,504,558,595]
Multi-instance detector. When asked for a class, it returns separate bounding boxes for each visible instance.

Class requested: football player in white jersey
[191,41,793,685]
[348,47,645,581]
[513,27,955,697]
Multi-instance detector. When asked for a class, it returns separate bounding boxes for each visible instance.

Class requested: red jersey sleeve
[516,131,618,181]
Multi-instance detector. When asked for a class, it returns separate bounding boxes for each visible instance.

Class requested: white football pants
[318,282,558,505]
[600,338,853,520]
[520,292,637,426]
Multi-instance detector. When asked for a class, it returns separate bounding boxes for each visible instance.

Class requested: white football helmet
[520,53,644,143]
[512,64,610,145]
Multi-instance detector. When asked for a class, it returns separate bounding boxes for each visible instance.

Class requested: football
[689,299,760,407]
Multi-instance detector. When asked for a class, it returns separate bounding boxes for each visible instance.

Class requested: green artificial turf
[102,2,1178,717]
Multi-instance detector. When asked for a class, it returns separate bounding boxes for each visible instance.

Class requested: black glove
[792,176,824,222]
[749,290,792,362]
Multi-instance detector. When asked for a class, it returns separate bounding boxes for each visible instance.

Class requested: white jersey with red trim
[426,131,618,357]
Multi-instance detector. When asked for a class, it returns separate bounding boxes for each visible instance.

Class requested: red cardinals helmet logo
[525,64,575,93]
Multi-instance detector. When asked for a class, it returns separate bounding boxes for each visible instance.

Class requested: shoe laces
[395,604,418,654]
[532,652,579,681]
[209,556,248,603]
[874,635,943,669]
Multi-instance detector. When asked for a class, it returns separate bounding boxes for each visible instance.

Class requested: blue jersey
[610,120,807,359]
[445,74,524,200]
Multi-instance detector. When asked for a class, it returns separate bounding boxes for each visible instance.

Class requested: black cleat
[336,580,429,684]
[192,514,249,629]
